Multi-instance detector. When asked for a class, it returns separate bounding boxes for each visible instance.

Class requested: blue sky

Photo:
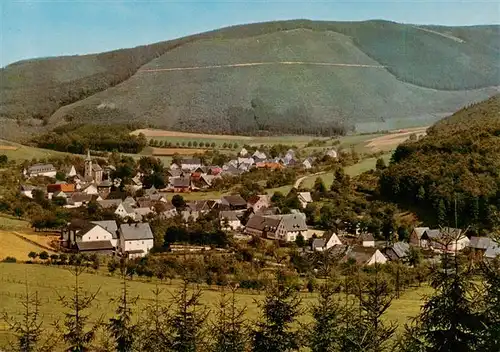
[1,1,499,67]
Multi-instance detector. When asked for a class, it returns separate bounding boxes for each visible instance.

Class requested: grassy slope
[2,20,498,139]
[301,153,393,189]
[50,28,497,134]
[0,139,71,161]
[0,263,429,345]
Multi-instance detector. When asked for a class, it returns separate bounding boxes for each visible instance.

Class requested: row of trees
[148,139,240,150]
[4,251,500,352]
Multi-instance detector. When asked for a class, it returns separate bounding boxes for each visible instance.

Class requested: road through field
[138,61,386,73]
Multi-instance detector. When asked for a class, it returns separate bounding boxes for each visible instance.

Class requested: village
[18,147,500,265]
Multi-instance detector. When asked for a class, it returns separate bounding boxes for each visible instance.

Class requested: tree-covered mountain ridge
[1,19,499,140]
[380,95,500,233]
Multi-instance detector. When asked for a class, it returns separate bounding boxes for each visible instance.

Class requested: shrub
[2,257,17,263]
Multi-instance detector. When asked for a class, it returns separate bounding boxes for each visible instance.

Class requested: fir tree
[308,280,344,352]
[401,229,483,352]
[57,263,100,352]
[138,287,172,352]
[251,271,302,352]
[2,281,57,352]
[168,279,209,352]
[108,274,139,352]
[478,255,500,351]
[211,286,248,352]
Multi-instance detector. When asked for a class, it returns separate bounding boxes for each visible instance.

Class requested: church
[84,150,103,183]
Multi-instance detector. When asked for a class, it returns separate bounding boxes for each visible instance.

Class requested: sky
[1,0,499,67]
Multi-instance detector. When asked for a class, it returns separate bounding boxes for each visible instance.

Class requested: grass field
[301,152,393,189]
[0,139,70,161]
[0,263,428,346]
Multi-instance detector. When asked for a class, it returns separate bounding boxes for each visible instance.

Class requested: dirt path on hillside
[366,127,428,152]
[138,61,386,73]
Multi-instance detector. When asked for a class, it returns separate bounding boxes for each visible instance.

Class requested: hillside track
[138,61,386,73]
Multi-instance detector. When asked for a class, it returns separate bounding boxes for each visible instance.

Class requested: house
[118,223,154,258]
[90,220,118,247]
[134,207,154,220]
[360,233,375,247]
[187,200,213,214]
[270,213,308,242]
[324,149,338,159]
[115,203,136,219]
[239,148,249,157]
[199,174,218,189]
[65,193,95,208]
[123,196,137,207]
[97,198,123,209]
[420,227,470,252]
[247,194,271,212]
[244,215,281,238]
[20,185,42,198]
[219,211,242,231]
[343,246,387,266]
[181,210,200,222]
[80,183,99,195]
[469,236,493,252]
[24,164,57,178]
[252,151,267,160]
[170,163,180,170]
[313,232,342,251]
[409,227,430,246]
[167,169,184,178]
[159,203,178,219]
[297,192,313,209]
[61,222,115,254]
[97,180,112,199]
[47,183,75,195]
[484,240,500,259]
[170,177,191,192]
[238,157,254,165]
[84,151,103,183]
[64,165,77,178]
[181,158,202,171]
[302,157,314,170]
[384,242,410,261]
[220,195,247,210]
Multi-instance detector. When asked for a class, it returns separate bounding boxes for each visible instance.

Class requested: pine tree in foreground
[308,279,344,352]
[57,262,101,352]
[2,281,57,352]
[251,271,302,352]
[108,274,139,352]
[478,256,500,351]
[168,279,209,352]
[400,229,483,352]
[211,286,248,352]
[138,286,172,352]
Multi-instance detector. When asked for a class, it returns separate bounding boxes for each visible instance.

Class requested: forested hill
[380,95,500,233]
[1,20,499,140]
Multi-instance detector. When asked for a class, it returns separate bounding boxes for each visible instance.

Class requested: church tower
[84,150,92,181]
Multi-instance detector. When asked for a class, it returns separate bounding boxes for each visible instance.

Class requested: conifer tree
[400,228,483,352]
[308,279,344,352]
[2,281,57,352]
[251,271,302,352]
[211,286,248,352]
[108,274,139,352]
[57,262,101,352]
[478,253,500,350]
[138,287,172,352]
[168,279,208,352]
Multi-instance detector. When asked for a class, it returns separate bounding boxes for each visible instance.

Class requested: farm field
[0,263,429,346]
[133,128,327,148]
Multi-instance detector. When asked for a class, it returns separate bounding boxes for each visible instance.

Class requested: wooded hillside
[380,95,500,233]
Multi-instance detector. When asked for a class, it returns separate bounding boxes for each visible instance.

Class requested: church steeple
[84,149,92,181]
